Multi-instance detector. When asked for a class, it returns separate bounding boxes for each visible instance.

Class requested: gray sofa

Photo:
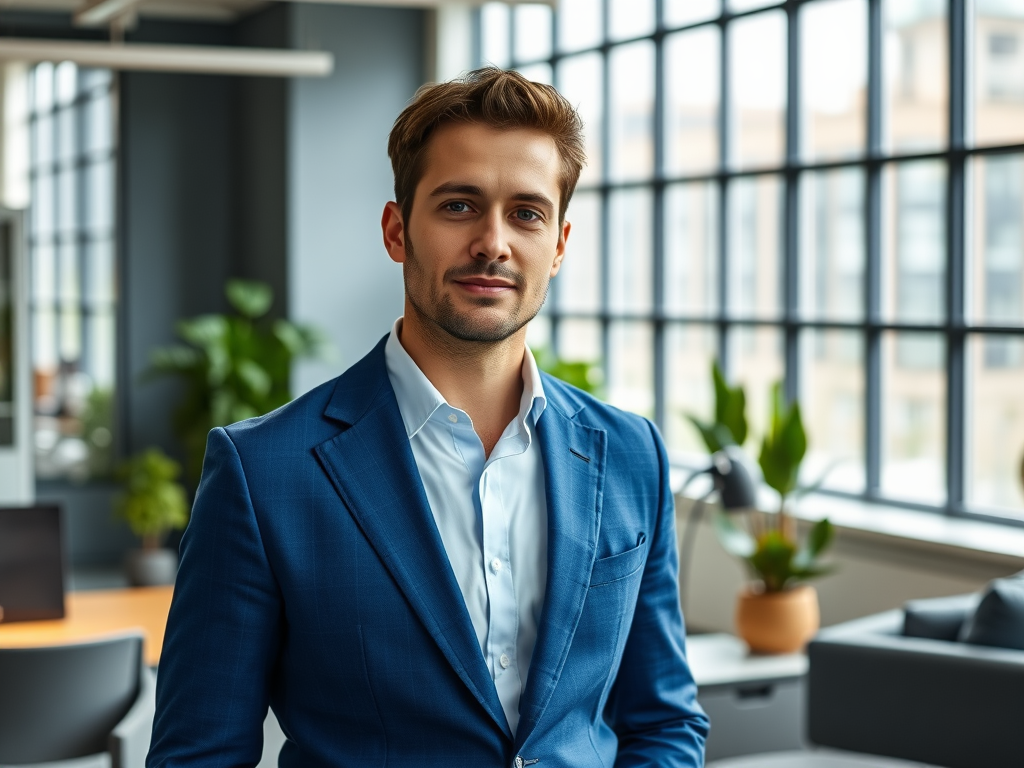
[806,591,1024,768]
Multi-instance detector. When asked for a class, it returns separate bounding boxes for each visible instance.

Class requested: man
[148,68,708,767]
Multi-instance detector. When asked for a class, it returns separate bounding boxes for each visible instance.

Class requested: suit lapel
[314,338,510,738]
[516,389,607,745]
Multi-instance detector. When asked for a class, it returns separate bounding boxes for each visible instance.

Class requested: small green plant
[114,448,189,550]
[146,279,332,485]
[534,347,603,397]
[688,362,835,593]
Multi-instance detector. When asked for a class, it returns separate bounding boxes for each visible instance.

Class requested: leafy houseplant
[147,279,331,486]
[687,363,835,653]
[115,447,189,586]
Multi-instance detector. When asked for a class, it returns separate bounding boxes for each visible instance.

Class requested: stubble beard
[403,235,549,344]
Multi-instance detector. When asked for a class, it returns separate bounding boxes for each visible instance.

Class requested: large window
[481,0,1024,523]
[27,63,117,481]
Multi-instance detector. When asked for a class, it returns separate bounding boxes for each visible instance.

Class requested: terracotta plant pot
[735,583,820,654]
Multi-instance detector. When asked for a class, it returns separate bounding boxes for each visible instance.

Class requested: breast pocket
[589,533,647,587]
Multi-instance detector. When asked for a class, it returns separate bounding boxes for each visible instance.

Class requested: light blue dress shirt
[384,319,548,735]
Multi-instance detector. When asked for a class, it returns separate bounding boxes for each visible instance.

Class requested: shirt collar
[384,318,547,440]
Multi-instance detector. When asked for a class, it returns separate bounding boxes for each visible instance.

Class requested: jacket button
[514,757,524,768]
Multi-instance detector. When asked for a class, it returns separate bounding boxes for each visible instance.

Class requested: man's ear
[550,218,571,278]
[382,201,407,264]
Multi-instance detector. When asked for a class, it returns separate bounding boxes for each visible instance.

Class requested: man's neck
[397,311,526,458]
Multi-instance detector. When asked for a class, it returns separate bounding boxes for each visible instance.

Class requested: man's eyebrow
[429,182,484,197]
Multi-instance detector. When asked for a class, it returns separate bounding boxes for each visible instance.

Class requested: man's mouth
[454,277,517,294]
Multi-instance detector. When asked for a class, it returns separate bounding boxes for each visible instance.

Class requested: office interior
[0,0,1022,765]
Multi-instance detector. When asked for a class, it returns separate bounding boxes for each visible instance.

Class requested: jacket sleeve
[605,420,709,767]
[147,427,284,768]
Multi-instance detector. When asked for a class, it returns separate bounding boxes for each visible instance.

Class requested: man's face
[382,122,570,344]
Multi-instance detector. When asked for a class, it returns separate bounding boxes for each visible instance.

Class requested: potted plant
[689,364,835,654]
[146,279,332,487]
[534,346,603,397]
[115,447,189,586]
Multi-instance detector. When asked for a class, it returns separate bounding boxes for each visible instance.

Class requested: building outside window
[26,62,117,481]
[479,0,1024,523]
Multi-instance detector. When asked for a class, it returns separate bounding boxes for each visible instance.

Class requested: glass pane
[730,10,787,169]
[800,329,865,492]
[665,0,720,27]
[85,239,115,307]
[729,0,777,11]
[728,325,784,438]
[801,168,865,321]
[609,41,655,181]
[608,321,654,417]
[514,4,553,63]
[527,315,552,348]
[609,187,653,313]
[85,310,117,388]
[481,3,511,67]
[57,165,76,234]
[801,0,867,161]
[665,324,718,454]
[665,26,720,175]
[884,161,946,323]
[610,0,655,41]
[665,181,718,316]
[558,191,602,313]
[967,334,1024,517]
[516,63,553,85]
[728,174,782,318]
[32,173,54,240]
[557,318,603,362]
[973,0,1024,147]
[885,0,947,152]
[56,106,75,165]
[969,153,1024,326]
[86,159,115,235]
[557,53,604,185]
[558,0,603,53]
[881,331,946,503]
[85,92,113,156]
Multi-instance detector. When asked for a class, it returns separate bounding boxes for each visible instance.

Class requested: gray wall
[288,4,423,395]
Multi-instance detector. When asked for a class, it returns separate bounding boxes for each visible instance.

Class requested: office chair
[0,633,155,768]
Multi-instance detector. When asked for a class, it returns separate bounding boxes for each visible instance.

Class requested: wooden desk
[0,586,173,666]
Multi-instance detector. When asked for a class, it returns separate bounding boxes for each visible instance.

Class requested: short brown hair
[387,67,586,225]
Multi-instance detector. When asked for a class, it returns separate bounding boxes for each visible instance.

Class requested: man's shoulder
[540,373,655,445]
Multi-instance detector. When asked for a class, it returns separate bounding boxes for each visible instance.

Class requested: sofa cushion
[902,593,979,640]
[958,572,1024,650]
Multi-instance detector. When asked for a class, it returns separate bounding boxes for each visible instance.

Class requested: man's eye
[515,209,540,222]
[446,201,470,213]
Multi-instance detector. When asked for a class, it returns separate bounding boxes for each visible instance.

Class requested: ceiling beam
[0,38,333,76]
[73,0,139,26]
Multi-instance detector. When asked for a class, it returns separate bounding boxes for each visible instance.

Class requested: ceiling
[0,0,470,25]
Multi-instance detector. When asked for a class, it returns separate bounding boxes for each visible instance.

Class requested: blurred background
[0,0,1021,596]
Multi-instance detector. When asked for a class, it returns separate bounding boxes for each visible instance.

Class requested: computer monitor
[0,505,65,623]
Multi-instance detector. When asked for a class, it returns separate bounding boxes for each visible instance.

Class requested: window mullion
[946,0,968,513]
[717,13,731,373]
[864,0,884,496]
[600,0,612,378]
[653,0,667,432]
[783,0,801,405]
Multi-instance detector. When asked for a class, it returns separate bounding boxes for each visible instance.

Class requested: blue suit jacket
[148,335,708,767]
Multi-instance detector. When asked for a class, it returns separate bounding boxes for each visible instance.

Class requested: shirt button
[490,557,503,574]
[499,653,511,669]
[448,413,458,423]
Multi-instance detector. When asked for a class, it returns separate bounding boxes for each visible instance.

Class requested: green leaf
[749,530,798,592]
[713,361,748,446]
[686,415,724,454]
[758,382,808,499]
[712,512,756,558]
[804,517,834,560]
[236,359,272,399]
[113,448,189,539]
[226,279,273,319]
[147,345,203,373]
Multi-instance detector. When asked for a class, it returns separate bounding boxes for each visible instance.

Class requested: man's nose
[469,209,511,261]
